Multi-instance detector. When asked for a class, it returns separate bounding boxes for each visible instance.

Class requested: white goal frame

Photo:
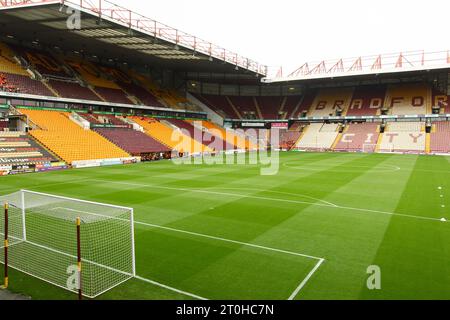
[0,190,136,298]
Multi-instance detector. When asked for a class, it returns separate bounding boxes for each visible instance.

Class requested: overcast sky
[122,0,449,74]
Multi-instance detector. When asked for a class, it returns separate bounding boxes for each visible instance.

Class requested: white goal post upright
[0,190,136,298]
[21,191,26,242]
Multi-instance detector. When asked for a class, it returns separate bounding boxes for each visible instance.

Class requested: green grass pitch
[1,152,450,300]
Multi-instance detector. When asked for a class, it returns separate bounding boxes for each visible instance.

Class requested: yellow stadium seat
[19,109,130,164]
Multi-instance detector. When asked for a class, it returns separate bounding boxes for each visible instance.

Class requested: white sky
[123,0,449,74]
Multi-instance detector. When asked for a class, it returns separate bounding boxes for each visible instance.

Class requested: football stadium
[0,0,450,304]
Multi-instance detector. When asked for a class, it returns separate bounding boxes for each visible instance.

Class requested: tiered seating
[307,88,354,117]
[193,94,240,119]
[0,131,56,165]
[118,81,163,107]
[378,122,426,153]
[48,79,101,101]
[282,96,303,119]
[385,84,431,115]
[94,127,170,155]
[2,73,54,96]
[279,130,301,150]
[295,123,339,150]
[0,119,8,131]
[79,113,102,124]
[433,90,450,114]
[228,96,258,119]
[256,96,283,119]
[94,87,133,104]
[80,113,128,126]
[347,86,386,116]
[188,120,252,150]
[294,91,317,118]
[167,119,233,151]
[13,46,71,79]
[0,43,29,76]
[0,43,54,96]
[64,60,133,104]
[19,109,129,164]
[334,123,379,152]
[430,122,450,153]
[133,117,210,154]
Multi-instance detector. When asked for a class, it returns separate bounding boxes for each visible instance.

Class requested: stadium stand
[118,80,163,107]
[169,119,234,151]
[187,120,254,150]
[378,122,426,153]
[433,90,450,114]
[295,123,340,150]
[64,59,133,104]
[282,96,303,119]
[255,96,283,119]
[19,109,130,163]
[294,92,317,118]
[94,128,170,156]
[133,117,211,154]
[48,79,101,101]
[0,43,29,76]
[385,84,431,115]
[0,131,57,165]
[192,94,240,119]
[430,122,450,154]
[12,46,72,79]
[228,96,259,119]
[347,86,386,116]
[279,130,302,150]
[307,88,354,117]
[334,123,380,152]
[80,113,129,126]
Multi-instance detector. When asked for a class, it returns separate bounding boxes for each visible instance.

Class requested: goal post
[0,190,136,299]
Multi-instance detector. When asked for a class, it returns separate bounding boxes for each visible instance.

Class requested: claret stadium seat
[430,122,450,154]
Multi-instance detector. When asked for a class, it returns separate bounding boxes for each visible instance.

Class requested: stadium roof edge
[0,0,268,76]
[263,50,450,84]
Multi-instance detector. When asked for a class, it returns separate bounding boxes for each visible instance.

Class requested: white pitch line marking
[134,220,324,261]
[288,258,325,300]
[52,206,325,299]
[89,179,449,223]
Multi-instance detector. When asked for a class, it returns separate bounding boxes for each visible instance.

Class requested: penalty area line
[134,275,208,301]
[288,258,325,300]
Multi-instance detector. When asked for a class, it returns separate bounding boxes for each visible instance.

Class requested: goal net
[0,190,135,298]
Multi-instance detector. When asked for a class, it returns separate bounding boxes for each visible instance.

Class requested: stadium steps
[292,125,309,150]
[331,130,343,150]
[225,96,242,119]
[375,133,384,153]
[426,133,431,154]
[278,97,288,119]
[133,117,211,154]
[190,120,255,150]
[88,85,108,102]
[41,80,60,97]
[253,97,264,119]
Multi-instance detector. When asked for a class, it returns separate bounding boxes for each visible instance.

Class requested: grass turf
[0,152,450,300]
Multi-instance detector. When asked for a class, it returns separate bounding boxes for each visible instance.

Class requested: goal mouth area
[0,190,136,299]
[0,240,133,299]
